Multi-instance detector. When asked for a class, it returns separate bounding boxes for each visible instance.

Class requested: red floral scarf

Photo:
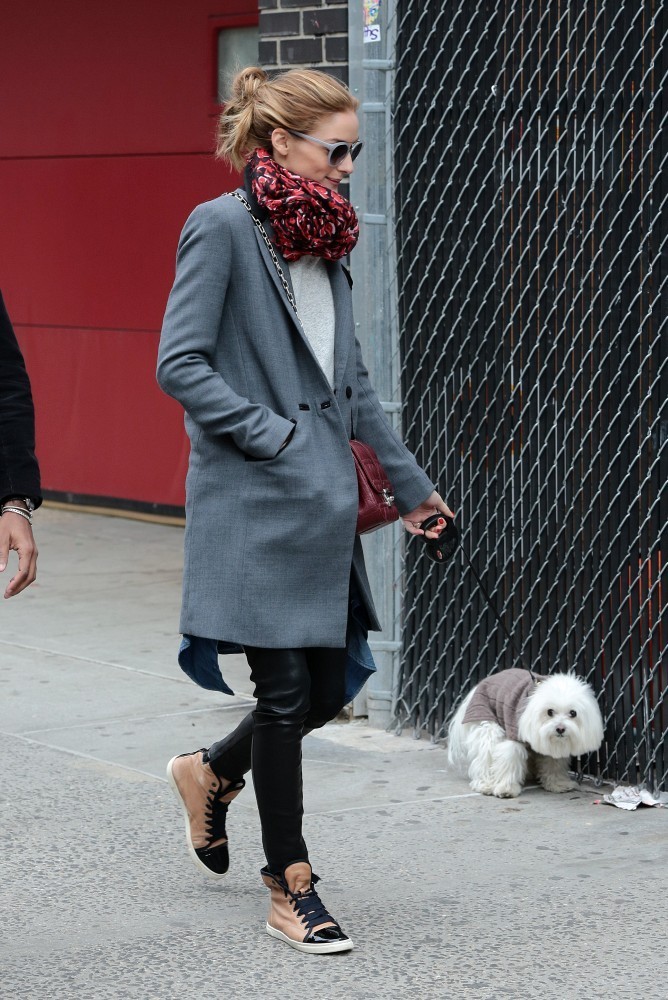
[248,148,359,262]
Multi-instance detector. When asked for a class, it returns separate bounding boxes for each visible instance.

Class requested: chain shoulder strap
[227,191,301,321]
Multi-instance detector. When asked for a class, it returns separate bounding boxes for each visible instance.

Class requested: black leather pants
[206,646,347,872]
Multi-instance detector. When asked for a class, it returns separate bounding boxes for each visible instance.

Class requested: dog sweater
[462,668,544,742]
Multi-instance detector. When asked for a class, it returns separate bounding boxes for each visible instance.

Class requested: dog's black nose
[556,726,566,736]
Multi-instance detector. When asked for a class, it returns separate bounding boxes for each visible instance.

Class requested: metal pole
[348,0,401,727]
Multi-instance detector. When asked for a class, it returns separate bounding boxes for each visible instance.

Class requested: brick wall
[259,0,349,83]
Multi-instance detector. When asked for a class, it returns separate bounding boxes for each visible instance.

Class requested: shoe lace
[287,878,339,935]
[204,778,245,845]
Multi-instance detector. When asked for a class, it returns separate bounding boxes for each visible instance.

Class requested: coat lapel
[249,224,304,335]
[327,260,354,392]
[238,176,303,338]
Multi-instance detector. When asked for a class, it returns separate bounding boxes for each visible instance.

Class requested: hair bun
[216,66,358,171]
[231,66,268,107]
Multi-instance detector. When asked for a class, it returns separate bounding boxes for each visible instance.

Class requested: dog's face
[517,674,604,758]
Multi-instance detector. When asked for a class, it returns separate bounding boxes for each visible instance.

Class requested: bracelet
[1,505,33,525]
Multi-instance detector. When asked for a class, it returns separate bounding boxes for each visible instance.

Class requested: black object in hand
[421,514,459,564]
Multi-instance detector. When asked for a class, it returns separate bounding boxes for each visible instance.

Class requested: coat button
[345,386,352,399]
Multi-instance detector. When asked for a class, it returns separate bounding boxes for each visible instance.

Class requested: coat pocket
[244,419,297,461]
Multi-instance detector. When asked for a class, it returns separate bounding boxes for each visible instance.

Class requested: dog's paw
[491,782,522,798]
[541,777,578,793]
[470,779,495,796]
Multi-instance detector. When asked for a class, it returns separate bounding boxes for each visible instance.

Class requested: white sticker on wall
[364,0,381,44]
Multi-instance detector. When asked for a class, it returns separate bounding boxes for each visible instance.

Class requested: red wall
[0,1,256,508]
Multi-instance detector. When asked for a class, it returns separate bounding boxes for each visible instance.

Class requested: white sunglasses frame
[286,129,364,167]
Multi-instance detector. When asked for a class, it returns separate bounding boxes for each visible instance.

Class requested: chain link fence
[389,0,667,789]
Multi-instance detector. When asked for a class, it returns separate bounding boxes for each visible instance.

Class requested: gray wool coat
[157,184,435,649]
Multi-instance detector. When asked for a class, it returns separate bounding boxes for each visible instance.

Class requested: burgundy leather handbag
[350,439,400,535]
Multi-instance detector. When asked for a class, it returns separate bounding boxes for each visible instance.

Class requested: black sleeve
[0,291,42,508]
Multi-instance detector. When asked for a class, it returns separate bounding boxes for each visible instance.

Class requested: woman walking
[157,66,452,955]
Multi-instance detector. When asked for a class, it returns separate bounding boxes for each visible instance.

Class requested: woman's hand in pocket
[276,419,297,454]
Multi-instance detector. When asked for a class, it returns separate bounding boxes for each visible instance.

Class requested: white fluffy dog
[447,667,604,798]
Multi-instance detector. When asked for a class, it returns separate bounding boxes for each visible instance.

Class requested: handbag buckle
[382,489,395,507]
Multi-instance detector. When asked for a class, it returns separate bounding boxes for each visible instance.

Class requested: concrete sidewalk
[1,508,665,1000]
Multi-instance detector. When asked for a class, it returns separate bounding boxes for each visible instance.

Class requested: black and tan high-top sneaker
[166,749,245,878]
[261,861,354,954]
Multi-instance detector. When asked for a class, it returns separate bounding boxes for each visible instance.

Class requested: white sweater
[287,255,335,387]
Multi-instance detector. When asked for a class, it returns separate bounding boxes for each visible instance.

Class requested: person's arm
[352,337,453,535]
[0,292,41,507]
[0,291,41,597]
[157,201,295,459]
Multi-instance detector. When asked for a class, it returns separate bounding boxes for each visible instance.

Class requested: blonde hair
[216,67,359,170]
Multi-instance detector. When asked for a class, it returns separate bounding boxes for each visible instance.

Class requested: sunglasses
[286,129,364,168]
